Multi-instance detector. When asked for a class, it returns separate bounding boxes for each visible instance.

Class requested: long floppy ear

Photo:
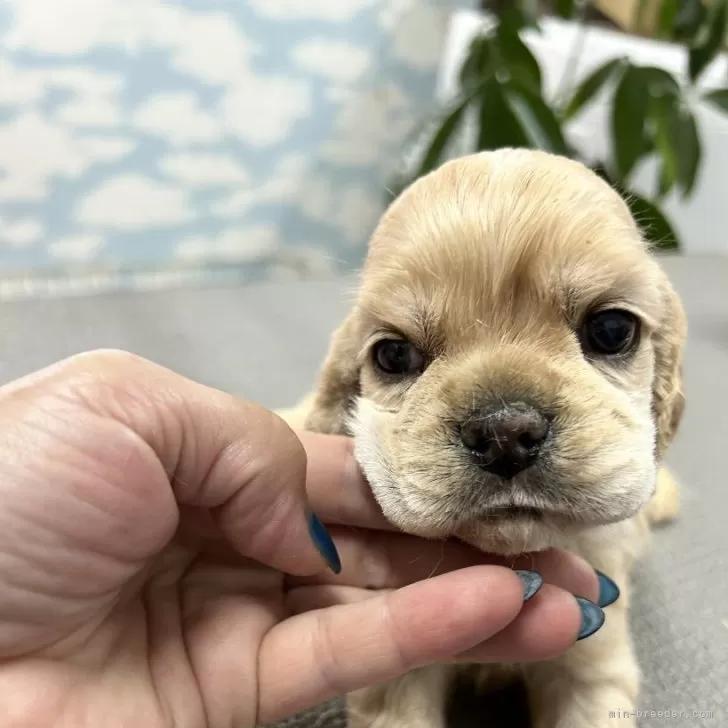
[652,273,687,459]
[305,313,362,435]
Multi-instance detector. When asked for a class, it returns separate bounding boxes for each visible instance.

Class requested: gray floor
[0,255,725,726]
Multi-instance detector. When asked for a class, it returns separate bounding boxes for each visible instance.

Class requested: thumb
[11,350,338,577]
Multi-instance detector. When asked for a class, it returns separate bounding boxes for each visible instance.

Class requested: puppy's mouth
[471,494,582,524]
[479,505,544,521]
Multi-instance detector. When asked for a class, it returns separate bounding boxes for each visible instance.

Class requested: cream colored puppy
[279,149,685,728]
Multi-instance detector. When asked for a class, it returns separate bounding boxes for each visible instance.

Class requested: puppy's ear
[652,274,687,458]
[305,314,362,435]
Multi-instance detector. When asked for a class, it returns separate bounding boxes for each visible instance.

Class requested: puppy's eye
[581,309,639,356]
[372,339,425,375]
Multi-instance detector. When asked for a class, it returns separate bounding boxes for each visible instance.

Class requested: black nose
[460,405,551,479]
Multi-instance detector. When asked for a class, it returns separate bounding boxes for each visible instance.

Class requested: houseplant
[399,0,728,249]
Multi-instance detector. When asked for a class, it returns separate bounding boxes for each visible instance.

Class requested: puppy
[279,149,686,728]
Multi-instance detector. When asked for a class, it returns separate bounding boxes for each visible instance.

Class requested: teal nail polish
[575,597,605,640]
[515,570,543,602]
[308,513,341,574]
[596,570,620,608]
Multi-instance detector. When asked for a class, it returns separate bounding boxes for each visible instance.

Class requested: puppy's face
[308,150,686,554]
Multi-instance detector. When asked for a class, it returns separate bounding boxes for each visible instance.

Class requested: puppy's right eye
[372,339,424,376]
[580,309,639,357]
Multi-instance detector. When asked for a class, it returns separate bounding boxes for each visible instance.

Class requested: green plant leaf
[639,65,681,95]
[415,98,470,178]
[674,105,701,198]
[477,77,530,150]
[702,88,728,112]
[688,0,728,83]
[649,89,702,198]
[650,92,680,197]
[640,66,683,195]
[495,23,542,92]
[497,6,538,34]
[555,0,575,19]
[612,65,650,182]
[625,191,679,250]
[562,57,625,120]
[505,80,570,155]
[656,158,676,199]
[674,0,709,41]
[657,0,679,38]
[459,33,492,91]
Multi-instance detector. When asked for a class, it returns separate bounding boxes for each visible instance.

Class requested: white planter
[438,10,728,255]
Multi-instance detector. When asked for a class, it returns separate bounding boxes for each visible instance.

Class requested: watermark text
[609,708,715,721]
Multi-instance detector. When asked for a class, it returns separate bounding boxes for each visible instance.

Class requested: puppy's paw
[347,670,449,728]
[645,466,681,525]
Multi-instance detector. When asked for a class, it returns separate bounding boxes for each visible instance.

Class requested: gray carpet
[0,254,725,727]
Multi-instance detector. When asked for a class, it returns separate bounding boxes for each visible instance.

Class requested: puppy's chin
[455,518,566,556]
[350,397,655,554]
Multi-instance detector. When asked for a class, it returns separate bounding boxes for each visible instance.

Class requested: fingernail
[515,569,543,601]
[575,597,605,640]
[596,570,620,608]
[307,512,341,574]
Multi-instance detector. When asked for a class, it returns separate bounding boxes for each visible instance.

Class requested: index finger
[258,565,525,723]
[297,431,392,530]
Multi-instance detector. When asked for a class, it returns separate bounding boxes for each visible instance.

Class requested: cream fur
[278,149,686,728]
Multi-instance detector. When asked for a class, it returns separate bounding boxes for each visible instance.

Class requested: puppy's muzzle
[459,403,551,480]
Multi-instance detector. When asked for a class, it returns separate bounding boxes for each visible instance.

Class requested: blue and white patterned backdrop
[0,0,471,293]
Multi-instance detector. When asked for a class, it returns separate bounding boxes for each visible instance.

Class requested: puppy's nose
[460,405,551,479]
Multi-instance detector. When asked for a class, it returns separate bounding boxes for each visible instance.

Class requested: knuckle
[310,609,351,697]
[63,348,150,377]
[47,350,157,408]
[381,590,415,671]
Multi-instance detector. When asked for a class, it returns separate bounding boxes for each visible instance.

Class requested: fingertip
[510,548,601,605]
[460,584,584,664]
[389,565,527,656]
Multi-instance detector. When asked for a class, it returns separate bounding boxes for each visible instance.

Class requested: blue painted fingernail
[515,570,543,601]
[307,512,341,574]
[576,597,605,640]
[596,570,620,608]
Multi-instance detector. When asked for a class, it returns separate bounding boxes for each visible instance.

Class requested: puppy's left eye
[581,309,639,357]
[372,339,425,375]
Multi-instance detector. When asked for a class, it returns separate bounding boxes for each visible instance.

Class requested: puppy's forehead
[361,150,662,337]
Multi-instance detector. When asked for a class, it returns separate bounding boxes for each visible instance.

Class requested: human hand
[0,351,606,727]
